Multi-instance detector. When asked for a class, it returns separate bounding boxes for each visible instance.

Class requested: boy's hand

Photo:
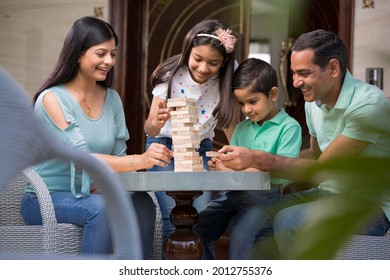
[208,157,232,171]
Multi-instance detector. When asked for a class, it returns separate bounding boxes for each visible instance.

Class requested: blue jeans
[20,191,156,258]
[145,136,213,241]
[195,188,281,259]
[269,188,390,259]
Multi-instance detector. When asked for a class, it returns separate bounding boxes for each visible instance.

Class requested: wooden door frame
[109,0,147,154]
[339,0,355,72]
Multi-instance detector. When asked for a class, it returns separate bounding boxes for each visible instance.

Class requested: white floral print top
[150,65,220,141]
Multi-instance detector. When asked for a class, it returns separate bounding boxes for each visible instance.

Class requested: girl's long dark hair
[33,16,118,102]
[150,19,239,129]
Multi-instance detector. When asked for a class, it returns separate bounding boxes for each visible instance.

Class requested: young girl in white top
[144,19,240,242]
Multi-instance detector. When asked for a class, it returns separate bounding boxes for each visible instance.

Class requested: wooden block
[173,151,200,157]
[175,160,203,166]
[176,105,197,111]
[167,98,196,108]
[171,126,200,132]
[171,117,199,124]
[171,113,197,119]
[170,108,198,115]
[206,151,222,158]
[174,156,203,162]
[174,164,205,172]
[168,97,196,103]
[173,147,197,153]
[172,134,201,141]
[173,139,200,147]
[171,122,194,128]
[172,130,200,136]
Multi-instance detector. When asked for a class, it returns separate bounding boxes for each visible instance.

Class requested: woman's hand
[140,142,173,170]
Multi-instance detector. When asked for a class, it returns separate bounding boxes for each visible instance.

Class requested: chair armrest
[22,168,57,225]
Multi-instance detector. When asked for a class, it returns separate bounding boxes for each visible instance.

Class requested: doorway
[250,0,354,149]
[109,0,353,154]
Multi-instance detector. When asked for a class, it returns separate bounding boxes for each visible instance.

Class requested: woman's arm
[93,143,173,172]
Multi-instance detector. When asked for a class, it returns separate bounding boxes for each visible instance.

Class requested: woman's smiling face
[78,38,117,82]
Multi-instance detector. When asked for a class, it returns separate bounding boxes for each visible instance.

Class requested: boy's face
[234,87,278,125]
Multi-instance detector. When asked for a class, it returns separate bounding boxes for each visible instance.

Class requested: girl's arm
[144,96,170,137]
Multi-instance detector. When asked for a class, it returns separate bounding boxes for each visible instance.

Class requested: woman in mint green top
[20,16,172,258]
[195,58,302,259]
[32,85,129,196]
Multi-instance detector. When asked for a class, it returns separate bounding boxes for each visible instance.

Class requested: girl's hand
[141,142,173,169]
[152,100,170,129]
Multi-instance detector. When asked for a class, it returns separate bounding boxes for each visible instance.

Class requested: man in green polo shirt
[215,29,390,259]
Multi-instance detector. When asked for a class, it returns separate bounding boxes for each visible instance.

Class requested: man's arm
[219,134,369,181]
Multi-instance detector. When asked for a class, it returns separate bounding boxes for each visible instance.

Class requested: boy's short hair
[232,58,277,97]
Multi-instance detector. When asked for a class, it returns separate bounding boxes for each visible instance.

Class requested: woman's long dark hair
[33,16,118,102]
[150,19,239,129]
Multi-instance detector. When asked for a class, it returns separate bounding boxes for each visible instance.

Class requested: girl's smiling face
[188,44,224,84]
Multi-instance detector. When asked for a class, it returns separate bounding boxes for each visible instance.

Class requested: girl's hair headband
[196,28,237,54]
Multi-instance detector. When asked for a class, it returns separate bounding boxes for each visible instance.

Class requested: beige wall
[353,0,390,98]
[0,0,108,98]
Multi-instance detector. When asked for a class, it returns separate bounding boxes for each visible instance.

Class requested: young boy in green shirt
[195,58,302,259]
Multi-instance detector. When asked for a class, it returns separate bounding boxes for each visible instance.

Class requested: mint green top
[305,71,390,217]
[29,85,129,197]
[230,109,302,186]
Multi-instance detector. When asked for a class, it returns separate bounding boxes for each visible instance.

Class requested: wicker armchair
[336,230,390,259]
[148,192,163,259]
[0,168,83,256]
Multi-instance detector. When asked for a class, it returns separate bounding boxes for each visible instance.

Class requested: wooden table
[117,171,270,259]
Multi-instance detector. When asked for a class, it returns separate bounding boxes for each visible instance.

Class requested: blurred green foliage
[291,156,390,259]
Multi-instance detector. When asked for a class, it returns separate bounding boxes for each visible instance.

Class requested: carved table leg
[163,191,204,260]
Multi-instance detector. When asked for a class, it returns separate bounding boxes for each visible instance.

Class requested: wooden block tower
[167,98,204,172]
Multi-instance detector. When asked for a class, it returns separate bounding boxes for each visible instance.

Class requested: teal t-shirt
[230,109,302,186]
[29,85,129,197]
[305,71,390,217]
